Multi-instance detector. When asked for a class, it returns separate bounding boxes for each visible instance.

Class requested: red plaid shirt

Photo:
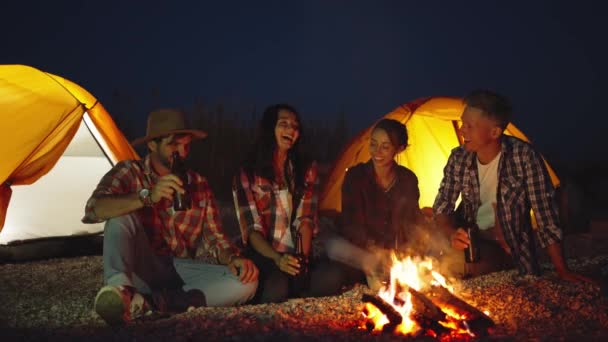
[82,155,235,260]
[232,161,319,253]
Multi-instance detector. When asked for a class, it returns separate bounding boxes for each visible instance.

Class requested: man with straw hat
[83,109,258,325]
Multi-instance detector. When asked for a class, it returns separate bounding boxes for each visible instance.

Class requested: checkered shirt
[433,135,562,275]
[232,162,319,253]
[82,155,235,260]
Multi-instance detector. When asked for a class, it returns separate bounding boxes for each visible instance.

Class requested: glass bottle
[289,232,310,296]
[171,151,191,211]
[464,222,480,263]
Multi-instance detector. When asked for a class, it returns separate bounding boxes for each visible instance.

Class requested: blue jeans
[102,214,257,306]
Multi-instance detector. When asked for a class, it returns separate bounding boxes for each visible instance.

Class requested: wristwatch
[138,188,153,207]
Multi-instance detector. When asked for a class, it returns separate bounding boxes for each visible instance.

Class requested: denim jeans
[102,214,257,306]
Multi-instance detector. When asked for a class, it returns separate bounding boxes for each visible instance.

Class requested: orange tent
[0,64,138,243]
[319,97,559,215]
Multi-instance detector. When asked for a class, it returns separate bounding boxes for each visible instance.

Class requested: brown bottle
[289,232,310,296]
[171,151,191,211]
[464,222,480,263]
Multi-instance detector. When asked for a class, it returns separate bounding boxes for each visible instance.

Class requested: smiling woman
[232,104,345,303]
[320,119,427,291]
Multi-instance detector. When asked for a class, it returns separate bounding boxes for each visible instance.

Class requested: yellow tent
[319,97,559,215]
[0,64,138,243]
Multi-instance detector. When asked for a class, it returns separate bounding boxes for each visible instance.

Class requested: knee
[237,280,258,304]
[211,278,258,306]
[104,214,141,238]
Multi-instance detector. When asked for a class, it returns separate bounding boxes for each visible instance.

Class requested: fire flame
[361,254,482,337]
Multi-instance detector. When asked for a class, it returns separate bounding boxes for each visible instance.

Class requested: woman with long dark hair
[232,104,342,303]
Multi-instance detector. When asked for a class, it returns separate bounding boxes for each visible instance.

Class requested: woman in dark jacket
[325,119,425,290]
[341,119,424,252]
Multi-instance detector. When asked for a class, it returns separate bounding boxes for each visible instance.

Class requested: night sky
[3,0,606,161]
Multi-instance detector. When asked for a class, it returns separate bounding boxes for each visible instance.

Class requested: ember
[361,254,494,340]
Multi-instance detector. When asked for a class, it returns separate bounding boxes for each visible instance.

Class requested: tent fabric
[0,64,138,233]
[319,97,559,215]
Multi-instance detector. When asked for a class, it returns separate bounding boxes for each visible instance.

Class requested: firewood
[361,294,403,327]
[423,285,495,335]
[408,287,447,323]
[410,312,450,338]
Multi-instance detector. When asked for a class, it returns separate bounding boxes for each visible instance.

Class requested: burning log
[408,287,446,323]
[423,285,495,336]
[407,287,450,337]
[361,293,402,332]
[363,288,453,337]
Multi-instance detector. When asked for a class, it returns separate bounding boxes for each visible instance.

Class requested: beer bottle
[171,151,191,211]
[464,222,480,263]
[289,232,310,296]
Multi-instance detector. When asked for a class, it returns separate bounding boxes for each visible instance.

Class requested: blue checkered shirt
[433,135,562,275]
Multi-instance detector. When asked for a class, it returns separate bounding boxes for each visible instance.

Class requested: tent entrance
[0,116,111,246]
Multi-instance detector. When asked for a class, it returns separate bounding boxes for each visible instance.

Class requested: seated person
[233,104,344,303]
[433,90,591,283]
[325,119,425,289]
[83,109,258,325]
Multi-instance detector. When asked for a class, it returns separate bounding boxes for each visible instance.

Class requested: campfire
[361,254,494,339]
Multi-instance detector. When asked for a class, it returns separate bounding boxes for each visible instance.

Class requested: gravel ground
[1,251,607,341]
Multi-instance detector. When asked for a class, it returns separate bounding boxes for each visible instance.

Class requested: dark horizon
[3,1,607,162]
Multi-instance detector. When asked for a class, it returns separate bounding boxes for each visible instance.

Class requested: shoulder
[345,162,368,177]
[448,145,470,160]
[396,165,418,182]
[109,159,144,177]
[503,136,540,160]
[114,159,141,169]
[505,135,534,151]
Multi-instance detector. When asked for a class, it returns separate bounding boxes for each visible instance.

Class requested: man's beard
[159,154,172,170]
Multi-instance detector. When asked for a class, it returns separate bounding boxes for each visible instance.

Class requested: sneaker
[152,288,206,313]
[94,285,153,326]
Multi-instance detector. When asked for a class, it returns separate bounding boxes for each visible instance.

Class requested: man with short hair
[433,90,590,282]
[83,109,258,325]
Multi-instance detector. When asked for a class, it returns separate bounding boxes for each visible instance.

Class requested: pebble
[1,255,608,340]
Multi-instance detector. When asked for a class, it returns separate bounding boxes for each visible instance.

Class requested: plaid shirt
[82,155,235,260]
[433,135,562,275]
[232,162,319,253]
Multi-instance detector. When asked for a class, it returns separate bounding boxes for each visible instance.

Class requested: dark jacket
[340,160,423,250]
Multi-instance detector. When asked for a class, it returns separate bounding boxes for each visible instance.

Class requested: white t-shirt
[476,152,501,230]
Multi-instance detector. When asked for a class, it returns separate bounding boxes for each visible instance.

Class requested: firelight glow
[362,254,475,336]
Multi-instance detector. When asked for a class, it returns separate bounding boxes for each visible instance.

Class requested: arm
[249,230,281,263]
[94,175,184,220]
[340,167,368,247]
[432,151,467,249]
[82,161,184,222]
[92,193,144,220]
[249,231,300,276]
[293,162,319,257]
[198,174,258,283]
[523,149,590,281]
